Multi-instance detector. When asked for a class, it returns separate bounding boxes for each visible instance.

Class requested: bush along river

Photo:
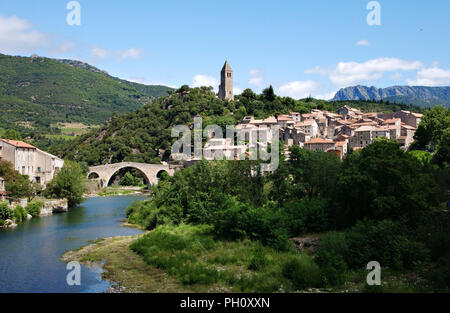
[0,195,146,293]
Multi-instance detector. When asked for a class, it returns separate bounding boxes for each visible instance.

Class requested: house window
[37,167,41,173]
[227,73,231,78]
[22,166,25,174]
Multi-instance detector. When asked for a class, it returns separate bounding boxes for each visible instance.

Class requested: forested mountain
[51,85,425,166]
[0,54,173,131]
[58,59,172,99]
[332,85,450,108]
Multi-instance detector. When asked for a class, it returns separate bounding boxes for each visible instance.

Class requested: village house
[373,126,391,140]
[336,105,363,120]
[0,139,64,186]
[334,140,348,159]
[303,138,347,159]
[290,112,301,123]
[295,119,319,138]
[379,110,423,128]
[277,114,295,128]
[203,138,247,160]
[349,125,374,149]
[398,124,416,149]
[304,138,335,152]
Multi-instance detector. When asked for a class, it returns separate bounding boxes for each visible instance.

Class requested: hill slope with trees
[0,54,172,132]
[51,85,426,166]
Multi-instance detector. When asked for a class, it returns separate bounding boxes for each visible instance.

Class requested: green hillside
[58,58,172,99]
[51,85,425,166]
[0,54,173,131]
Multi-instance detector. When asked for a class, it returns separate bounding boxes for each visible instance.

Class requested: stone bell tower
[218,60,234,101]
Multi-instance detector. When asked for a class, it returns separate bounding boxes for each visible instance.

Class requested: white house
[0,139,64,185]
[294,119,318,138]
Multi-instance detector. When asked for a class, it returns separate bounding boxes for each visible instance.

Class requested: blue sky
[1,0,450,99]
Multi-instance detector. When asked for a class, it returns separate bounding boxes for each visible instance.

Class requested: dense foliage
[127,136,448,290]
[44,161,86,207]
[0,159,42,200]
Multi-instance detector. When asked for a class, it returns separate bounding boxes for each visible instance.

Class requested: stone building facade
[0,139,64,185]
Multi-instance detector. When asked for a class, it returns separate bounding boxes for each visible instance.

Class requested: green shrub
[0,219,5,227]
[281,198,329,237]
[423,256,450,289]
[236,272,282,293]
[345,219,430,270]
[26,201,43,217]
[315,232,349,286]
[131,224,220,286]
[0,202,12,220]
[14,205,27,223]
[248,245,268,271]
[282,255,322,290]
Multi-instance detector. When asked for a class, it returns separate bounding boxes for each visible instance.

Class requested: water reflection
[0,195,146,293]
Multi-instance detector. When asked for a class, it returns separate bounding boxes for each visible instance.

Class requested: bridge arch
[87,162,175,187]
[88,172,100,179]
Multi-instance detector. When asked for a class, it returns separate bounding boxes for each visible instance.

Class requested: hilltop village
[202,61,423,161]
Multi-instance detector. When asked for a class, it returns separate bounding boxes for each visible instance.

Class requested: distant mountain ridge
[332,85,450,108]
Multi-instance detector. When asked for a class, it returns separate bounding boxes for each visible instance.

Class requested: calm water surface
[0,195,146,293]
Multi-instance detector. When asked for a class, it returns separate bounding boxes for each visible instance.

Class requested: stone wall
[40,199,68,216]
[85,180,101,194]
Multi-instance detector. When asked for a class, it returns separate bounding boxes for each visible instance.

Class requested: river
[0,195,147,293]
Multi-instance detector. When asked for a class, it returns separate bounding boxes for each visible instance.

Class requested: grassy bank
[88,186,149,197]
[61,224,437,293]
[61,234,232,292]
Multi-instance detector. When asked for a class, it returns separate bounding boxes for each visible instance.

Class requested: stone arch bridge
[87,162,177,187]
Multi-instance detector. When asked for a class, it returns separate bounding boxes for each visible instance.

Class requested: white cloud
[356,40,370,46]
[391,72,403,80]
[0,15,50,54]
[314,91,337,100]
[248,69,264,87]
[128,77,177,89]
[406,66,450,86]
[49,41,76,56]
[307,57,423,87]
[192,75,218,89]
[90,46,110,59]
[233,87,243,95]
[278,81,320,99]
[119,48,142,60]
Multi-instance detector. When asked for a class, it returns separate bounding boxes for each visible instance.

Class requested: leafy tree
[335,138,442,228]
[44,161,86,207]
[413,106,450,149]
[262,85,276,102]
[119,172,141,186]
[6,175,32,199]
[269,146,341,203]
[3,129,22,140]
[433,127,450,167]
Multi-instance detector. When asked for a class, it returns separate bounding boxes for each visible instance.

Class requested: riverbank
[1,196,146,292]
[61,234,230,293]
[61,223,439,294]
[85,186,150,198]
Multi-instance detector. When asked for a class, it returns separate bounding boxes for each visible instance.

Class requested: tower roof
[221,60,232,72]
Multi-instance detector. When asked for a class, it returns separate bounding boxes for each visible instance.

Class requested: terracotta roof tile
[305,138,334,144]
[0,139,36,149]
